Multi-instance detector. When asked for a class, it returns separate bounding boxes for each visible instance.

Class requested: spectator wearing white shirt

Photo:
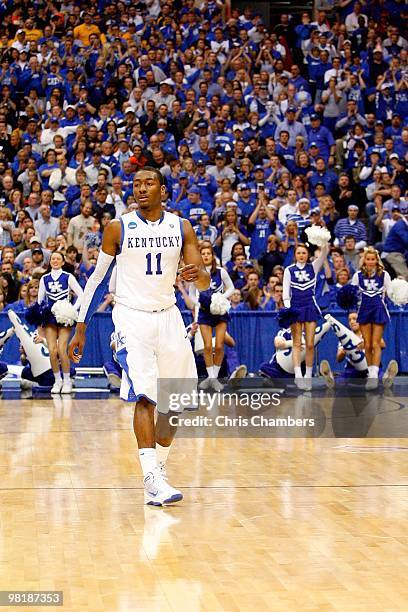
[278,189,298,224]
[34,204,60,243]
[206,153,236,184]
[345,2,368,33]
[49,154,77,201]
[85,151,112,186]
[39,117,77,153]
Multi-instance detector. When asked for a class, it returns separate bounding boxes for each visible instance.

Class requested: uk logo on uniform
[128,222,137,229]
[294,271,310,282]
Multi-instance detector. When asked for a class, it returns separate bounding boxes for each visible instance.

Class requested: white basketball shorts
[112,303,197,410]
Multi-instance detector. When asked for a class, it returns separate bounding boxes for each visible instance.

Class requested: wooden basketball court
[0,394,407,611]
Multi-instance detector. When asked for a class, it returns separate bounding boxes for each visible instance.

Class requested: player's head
[133,167,166,210]
[294,243,309,264]
[348,312,360,333]
[49,251,65,270]
[361,246,384,276]
[199,243,217,273]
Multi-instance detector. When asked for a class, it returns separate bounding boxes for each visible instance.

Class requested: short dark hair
[135,166,165,186]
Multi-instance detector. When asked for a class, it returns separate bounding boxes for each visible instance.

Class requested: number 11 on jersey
[146,252,162,275]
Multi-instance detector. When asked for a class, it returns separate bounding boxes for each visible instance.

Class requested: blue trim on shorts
[115,347,136,402]
[116,348,157,405]
[135,393,157,406]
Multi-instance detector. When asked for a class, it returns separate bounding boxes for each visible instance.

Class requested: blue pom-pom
[25,303,43,326]
[277,306,299,328]
[25,303,54,326]
[336,284,359,310]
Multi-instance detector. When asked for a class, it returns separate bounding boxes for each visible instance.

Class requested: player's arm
[179,219,210,291]
[68,220,120,363]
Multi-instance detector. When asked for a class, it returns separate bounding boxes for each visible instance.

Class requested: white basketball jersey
[115,210,184,312]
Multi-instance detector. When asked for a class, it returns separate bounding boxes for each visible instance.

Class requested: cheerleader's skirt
[357,302,390,325]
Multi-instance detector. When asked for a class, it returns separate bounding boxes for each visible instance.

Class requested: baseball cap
[309,141,319,148]
[381,82,392,90]
[298,197,310,205]
[392,206,400,211]
[160,78,174,86]
[254,165,264,172]
[124,108,135,114]
[215,152,225,159]
[30,236,41,244]
[196,159,206,165]
[348,204,359,211]
[189,186,200,194]
[156,128,166,134]
[31,248,43,255]
[310,113,320,120]
[179,171,188,179]
[287,106,296,112]
[310,208,321,215]
[239,183,250,189]
[390,153,399,160]
[196,120,208,129]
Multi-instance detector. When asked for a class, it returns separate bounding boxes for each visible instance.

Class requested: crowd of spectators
[0,0,407,318]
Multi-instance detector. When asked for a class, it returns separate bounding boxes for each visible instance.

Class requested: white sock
[63,372,70,382]
[294,367,302,378]
[213,365,221,378]
[139,448,157,477]
[368,366,374,378]
[54,371,61,382]
[371,365,379,378]
[305,366,313,378]
[156,442,171,466]
[206,366,214,378]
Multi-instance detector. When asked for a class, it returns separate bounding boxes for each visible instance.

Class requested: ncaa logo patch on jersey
[128,221,137,229]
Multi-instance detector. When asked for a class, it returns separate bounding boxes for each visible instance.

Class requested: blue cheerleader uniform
[32,270,83,327]
[285,262,322,323]
[198,268,231,327]
[354,270,390,325]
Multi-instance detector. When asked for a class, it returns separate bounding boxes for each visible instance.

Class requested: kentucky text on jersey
[127,236,181,249]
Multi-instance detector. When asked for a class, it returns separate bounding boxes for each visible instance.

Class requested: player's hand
[179,264,200,282]
[68,330,86,363]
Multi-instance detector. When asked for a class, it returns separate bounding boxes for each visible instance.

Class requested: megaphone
[8,311,51,377]
[325,314,367,371]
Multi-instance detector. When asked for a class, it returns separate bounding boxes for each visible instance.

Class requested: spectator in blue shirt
[334,204,367,249]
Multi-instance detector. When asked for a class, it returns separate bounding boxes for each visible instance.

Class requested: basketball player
[68,168,210,506]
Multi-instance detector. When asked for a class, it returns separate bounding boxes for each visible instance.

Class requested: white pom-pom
[387,278,408,306]
[210,293,231,315]
[305,225,331,247]
[51,300,78,326]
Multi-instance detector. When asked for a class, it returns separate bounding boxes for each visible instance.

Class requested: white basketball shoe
[51,379,63,394]
[144,468,183,506]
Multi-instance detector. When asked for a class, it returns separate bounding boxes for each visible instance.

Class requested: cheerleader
[282,242,329,390]
[190,244,234,391]
[37,252,83,394]
[351,246,392,389]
